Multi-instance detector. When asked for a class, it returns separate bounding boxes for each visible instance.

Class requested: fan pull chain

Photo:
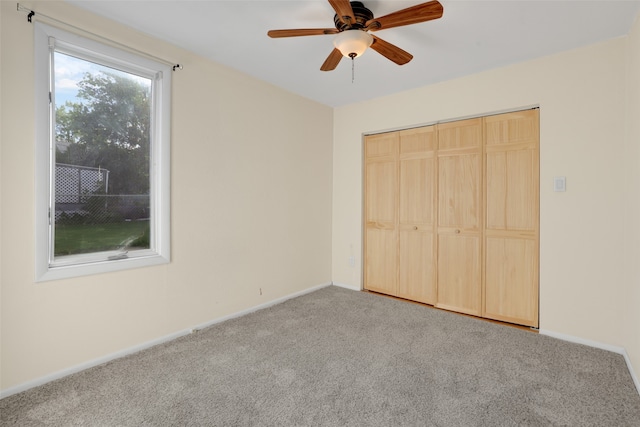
[352,57,355,83]
[350,53,357,84]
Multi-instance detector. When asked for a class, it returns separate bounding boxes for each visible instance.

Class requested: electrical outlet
[349,255,355,268]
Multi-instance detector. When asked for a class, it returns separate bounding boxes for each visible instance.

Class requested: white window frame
[34,22,171,282]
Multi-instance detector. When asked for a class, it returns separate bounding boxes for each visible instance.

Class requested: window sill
[36,253,170,282]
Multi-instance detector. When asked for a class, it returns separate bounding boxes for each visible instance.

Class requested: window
[35,23,171,281]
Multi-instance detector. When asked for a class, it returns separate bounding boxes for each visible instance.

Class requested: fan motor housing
[333,1,374,31]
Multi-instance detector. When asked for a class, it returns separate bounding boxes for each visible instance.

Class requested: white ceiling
[67,0,640,107]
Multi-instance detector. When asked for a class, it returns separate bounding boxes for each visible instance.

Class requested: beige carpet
[2,285,639,426]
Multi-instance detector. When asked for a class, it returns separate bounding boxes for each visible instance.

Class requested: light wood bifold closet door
[364,132,399,296]
[436,118,483,316]
[363,109,539,328]
[398,127,437,305]
[483,110,539,327]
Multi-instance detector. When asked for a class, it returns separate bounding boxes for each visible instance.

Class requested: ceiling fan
[267,0,444,71]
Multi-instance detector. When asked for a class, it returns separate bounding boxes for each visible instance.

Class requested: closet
[363,109,539,327]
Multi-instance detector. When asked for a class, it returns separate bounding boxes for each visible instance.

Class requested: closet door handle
[413,226,418,230]
[455,229,461,234]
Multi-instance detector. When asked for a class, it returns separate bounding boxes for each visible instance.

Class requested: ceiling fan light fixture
[333,30,373,58]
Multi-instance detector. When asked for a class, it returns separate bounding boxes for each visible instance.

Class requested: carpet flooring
[2,285,639,426]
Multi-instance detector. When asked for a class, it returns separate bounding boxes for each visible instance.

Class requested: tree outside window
[54,54,151,256]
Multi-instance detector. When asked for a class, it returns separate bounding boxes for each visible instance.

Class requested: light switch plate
[553,176,566,192]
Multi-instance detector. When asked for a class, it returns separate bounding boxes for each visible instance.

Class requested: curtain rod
[16,3,183,71]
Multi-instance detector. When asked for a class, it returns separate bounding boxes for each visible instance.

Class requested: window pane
[54,52,152,258]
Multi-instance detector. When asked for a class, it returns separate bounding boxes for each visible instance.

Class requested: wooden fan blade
[328,0,355,25]
[370,35,413,65]
[268,28,339,38]
[366,1,443,31]
[321,48,344,71]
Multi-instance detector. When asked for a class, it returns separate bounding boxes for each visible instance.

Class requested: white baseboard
[0,282,333,400]
[0,329,192,399]
[331,281,362,291]
[191,282,333,331]
[539,329,640,396]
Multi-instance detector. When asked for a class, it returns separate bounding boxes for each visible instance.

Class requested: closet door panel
[437,233,482,315]
[485,110,538,146]
[400,157,433,225]
[485,236,538,326]
[365,228,398,295]
[365,160,397,224]
[399,230,434,304]
[365,133,397,158]
[399,126,436,154]
[438,153,481,229]
[486,148,537,231]
[438,118,483,151]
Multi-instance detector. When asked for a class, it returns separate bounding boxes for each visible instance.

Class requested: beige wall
[624,13,640,379]
[332,30,639,374]
[0,1,333,391]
